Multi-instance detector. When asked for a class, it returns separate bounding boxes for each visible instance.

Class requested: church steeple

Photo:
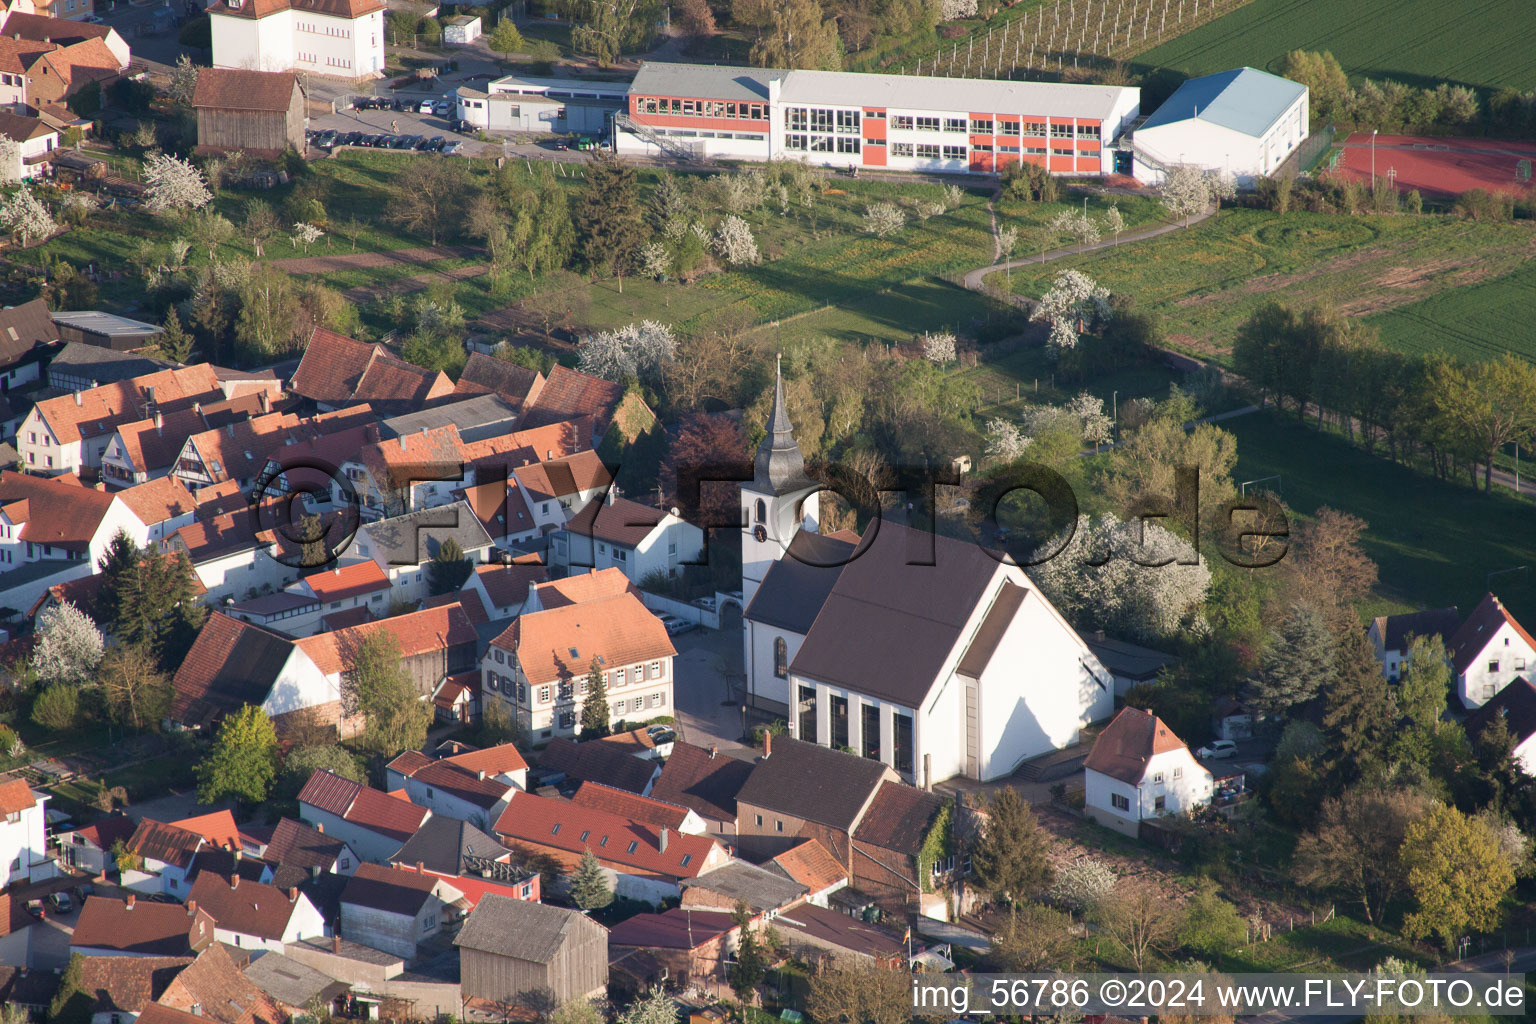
[754,355,814,496]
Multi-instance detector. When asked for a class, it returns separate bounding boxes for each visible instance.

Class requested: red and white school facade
[615,62,1141,177]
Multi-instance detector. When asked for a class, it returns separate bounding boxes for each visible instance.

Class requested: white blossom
[921,331,957,363]
[863,202,906,239]
[1066,392,1114,447]
[168,238,192,267]
[713,170,765,214]
[939,183,964,209]
[31,602,104,686]
[915,200,946,221]
[1030,269,1112,350]
[1049,857,1117,913]
[1159,164,1233,226]
[290,221,324,253]
[940,0,978,20]
[143,153,213,214]
[1048,208,1100,248]
[713,215,760,266]
[0,186,55,246]
[996,226,1018,259]
[637,241,671,278]
[1102,204,1125,240]
[579,320,675,383]
[985,418,1030,461]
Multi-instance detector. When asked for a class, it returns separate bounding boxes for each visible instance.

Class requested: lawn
[1365,258,1536,365]
[998,208,1536,364]
[1136,0,1536,90]
[1223,409,1536,624]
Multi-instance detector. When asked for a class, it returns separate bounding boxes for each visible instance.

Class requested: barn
[192,68,307,159]
[1131,67,1309,186]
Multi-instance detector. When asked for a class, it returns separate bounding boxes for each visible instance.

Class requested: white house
[740,369,1113,785]
[1367,606,1460,681]
[384,751,515,831]
[442,14,480,44]
[1132,67,1309,185]
[348,501,494,603]
[439,741,529,792]
[228,560,392,637]
[162,506,300,605]
[0,777,49,887]
[57,813,137,877]
[461,559,547,620]
[1083,706,1213,837]
[339,862,461,960]
[186,872,328,953]
[120,818,208,898]
[1467,677,1536,776]
[550,489,704,583]
[1450,593,1536,708]
[298,770,431,864]
[208,0,386,80]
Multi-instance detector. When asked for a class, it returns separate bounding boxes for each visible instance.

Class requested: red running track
[1334,133,1536,197]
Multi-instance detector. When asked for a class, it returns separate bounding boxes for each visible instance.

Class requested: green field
[999,209,1536,363]
[1366,259,1536,364]
[1225,409,1536,624]
[1137,0,1536,90]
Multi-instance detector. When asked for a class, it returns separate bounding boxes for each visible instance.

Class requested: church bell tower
[740,357,820,611]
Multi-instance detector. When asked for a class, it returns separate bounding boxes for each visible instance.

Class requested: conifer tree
[1323,628,1399,780]
[581,657,611,738]
[570,849,613,911]
[1245,602,1336,716]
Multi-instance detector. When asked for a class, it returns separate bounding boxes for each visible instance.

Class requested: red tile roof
[289,328,452,412]
[386,754,512,810]
[851,781,945,856]
[492,589,674,685]
[474,559,548,611]
[0,36,52,76]
[607,907,735,950]
[75,955,195,1014]
[0,777,35,814]
[186,872,303,941]
[71,812,138,852]
[420,588,489,627]
[650,742,753,825]
[521,365,655,439]
[295,602,477,675]
[1449,592,1536,675]
[296,769,361,817]
[571,781,692,830]
[124,818,205,869]
[207,0,387,23]
[455,352,545,411]
[32,364,220,445]
[770,840,847,893]
[494,790,720,880]
[444,741,528,778]
[116,475,198,525]
[264,816,347,870]
[169,612,295,728]
[157,942,285,1024]
[301,560,390,602]
[1083,706,1192,785]
[170,810,242,851]
[0,470,118,553]
[341,785,430,842]
[191,68,300,113]
[513,449,611,503]
[30,37,119,93]
[532,567,636,608]
[459,418,593,477]
[71,896,214,956]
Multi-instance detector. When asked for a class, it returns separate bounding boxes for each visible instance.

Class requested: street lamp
[1371,128,1378,183]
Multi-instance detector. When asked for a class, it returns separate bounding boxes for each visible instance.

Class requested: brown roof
[1372,606,1461,654]
[186,872,302,941]
[607,907,736,950]
[261,817,346,871]
[171,810,242,851]
[343,785,429,843]
[571,781,692,830]
[444,740,529,777]
[563,494,668,548]
[1467,676,1536,745]
[294,602,478,675]
[71,897,214,956]
[0,470,118,553]
[774,902,904,960]
[493,589,674,686]
[70,812,137,852]
[75,955,194,1014]
[493,790,721,879]
[513,449,612,503]
[956,581,1026,678]
[0,111,55,143]
[359,424,465,492]
[769,839,847,893]
[116,475,198,525]
[473,559,548,611]
[736,737,893,833]
[124,818,205,869]
[521,365,654,438]
[207,0,386,21]
[455,352,546,411]
[0,297,57,364]
[1083,706,1191,785]
[136,1006,210,1024]
[29,37,118,90]
[158,943,284,1024]
[191,68,300,112]
[851,781,945,856]
[649,741,753,825]
[1,12,121,51]
[386,753,512,810]
[170,613,296,729]
[0,777,35,815]
[340,862,439,916]
[288,328,452,413]
[296,769,362,817]
[34,364,221,445]
[0,36,53,76]
[1449,593,1536,675]
[536,737,658,795]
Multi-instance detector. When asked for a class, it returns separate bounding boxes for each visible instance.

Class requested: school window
[836,109,860,133]
[785,134,807,151]
[942,146,966,160]
[864,110,885,119]
[836,136,860,153]
[970,118,993,133]
[944,117,966,132]
[973,143,993,152]
[1022,121,1046,137]
[999,120,1021,136]
[810,108,834,131]
[773,637,788,678]
[914,116,940,131]
[999,143,1020,153]
[1110,793,1130,811]
[915,143,940,158]
[1078,124,1101,139]
[1052,146,1074,157]
[786,107,807,130]
[1050,123,1075,138]
[892,115,914,129]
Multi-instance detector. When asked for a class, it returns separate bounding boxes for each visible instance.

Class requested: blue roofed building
[1131,67,1309,185]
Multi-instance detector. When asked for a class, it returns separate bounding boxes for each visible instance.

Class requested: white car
[1196,740,1238,760]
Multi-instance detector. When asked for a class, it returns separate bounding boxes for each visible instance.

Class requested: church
[740,367,1115,786]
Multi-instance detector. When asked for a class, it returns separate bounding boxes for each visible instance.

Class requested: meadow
[998,208,1536,363]
[1365,259,1536,365]
[1136,0,1536,90]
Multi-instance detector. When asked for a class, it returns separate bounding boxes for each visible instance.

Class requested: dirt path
[341,263,492,304]
[267,244,482,275]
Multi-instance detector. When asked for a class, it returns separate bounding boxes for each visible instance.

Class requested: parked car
[413,136,435,151]
[48,891,72,914]
[1196,740,1238,760]
[424,136,446,152]
[71,883,94,905]
[659,615,695,636]
[548,138,569,151]
[391,135,415,149]
[24,899,43,919]
[417,99,435,114]
[336,132,362,147]
[432,99,453,117]
[575,136,601,151]
[442,141,464,155]
[647,724,677,744]
[693,596,718,611]
[452,119,476,135]
[313,130,337,148]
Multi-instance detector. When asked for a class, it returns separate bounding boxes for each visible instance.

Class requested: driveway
[669,625,757,756]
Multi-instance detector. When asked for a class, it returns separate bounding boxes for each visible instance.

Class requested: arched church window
[755,499,766,524]
[774,637,788,678]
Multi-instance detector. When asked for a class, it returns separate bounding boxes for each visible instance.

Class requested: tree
[1279,50,1349,126]
[195,704,279,805]
[1294,786,1431,923]
[1067,391,1114,448]
[1158,164,1229,227]
[31,602,104,685]
[51,954,94,1024]
[144,153,213,214]
[158,306,194,362]
[970,787,1052,905]
[1030,269,1112,349]
[553,1001,605,1024]
[168,53,201,104]
[749,0,841,70]
[940,0,978,17]
[97,543,207,670]
[290,221,324,254]
[1427,354,1536,492]
[570,849,613,910]
[428,537,474,595]
[1049,857,1117,916]
[579,320,675,385]
[676,0,717,37]
[1049,208,1100,252]
[1103,203,1125,243]
[31,683,81,732]
[1399,804,1514,947]
[487,17,525,62]
[189,208,234,261]
[576,152,644,289]
[100,644,173,731]
[805,957,911,1024]
[1290,507,1378,625]
[617,988,679,1024]
[1323,628,1399,778]
[388,158,470,246]
[862,202,905,238]
[1244,603,1336,716]
[0,186,56,246]
[236,265,302,359]
[1095,878,1182,971]
[1177,881,1246,957]
[341,631,430,756]
[713,215,760,265]
[1398,634,1451,730]
[989,901,1078,971]
[920,331,957,364]
[986,418,1030,461]
[280,743,365,797]
[728,901,767,1003]
[581,657,612,738]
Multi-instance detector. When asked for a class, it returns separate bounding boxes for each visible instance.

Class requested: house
[1083,707,1214,838]
[849,781,950,905]
[455,893,608,1009]
[154,943,285,1024]
[1133,67,1309,185]
[193,68,306,158]
[390,815,540,908]
[349,501,494,601]
[1368,606,1461,681]
[535,737,661,796]
[71,894,215,957]
[338,862,461,961]
[384,750,515,828]
[100,396,266,488]
[441,741,529,790]
[0,297,57,400]
[52,311,166,353]
[1466,677,1536,776]
[241,951,351,1017]
[511,449,613,531]
[161,505,305,605]
[0,13,131,71]
[264,816,360,876]
[493,790,728,904]
[1211,696,1258,742]
[57,811,136,876]
[208,0,385,80]
[0,110,58,179]
[354,424,472,518]
[597,724,674,761]
[14,35,120,105]
[766,839,848,906]
[571,782,708,836]
[114,478,200,542]
[461,559,546,620]
[185,872,327,952]
[171,406,374,494]
[380,394,521,444]
[771,902,906,966]
[119,818,207,897]
[0,776,47,886]
[454,352,546,412]
[289,560,393,629]
[18,363,221,475]
[298,770,431,863]
[679,860,807,915]
[442,13,480,43]
[289,328,453,414]
[481,573,676,741]
[62,954,192,1024]
[550,489,704,582]
[519,363,657,447]
[46,342,173,392]
[1085,633,1178,698]
[0,470,151,613]
[607,908,737,994]
[295,601,481,701]
[433,671,477,725]
[1450,593,1536,708]
[741,368,1113,784]
[649,741,753,839]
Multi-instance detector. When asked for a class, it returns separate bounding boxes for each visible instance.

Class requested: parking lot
[309,93,477,157]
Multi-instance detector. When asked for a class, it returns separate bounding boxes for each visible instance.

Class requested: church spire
[754,354,813,496]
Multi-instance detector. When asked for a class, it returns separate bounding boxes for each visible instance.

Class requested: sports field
[1136,0,1536,91]
[1335,134,1536,197]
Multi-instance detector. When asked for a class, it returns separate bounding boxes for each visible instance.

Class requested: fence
[1295,124,1337,177]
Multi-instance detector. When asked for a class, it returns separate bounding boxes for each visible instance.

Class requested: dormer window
[626,841,638,854]
[551,824,561,835]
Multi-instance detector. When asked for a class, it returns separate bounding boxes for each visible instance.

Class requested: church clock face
[753,525,768,543]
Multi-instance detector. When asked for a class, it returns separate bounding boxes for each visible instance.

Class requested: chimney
[399,435,407,451]
[311,865,321,881]
[226,423,235,437]
[231,875,240,889]
[659,827,669,853]
[187,899,198,915]
[288,887,298,901]
[145,385,156,407]
[260,392,270,414]
[233,848,242,863]
[332,935,341,953]
[154,410,164,431]
[709,745,718,760]
[194,402,202,415]
[477,770,486,781]
[762,732,771,759]
[125,893,136,908]
[314,822,323,833]
[73,390,82,406]
[606,485,616,506]
[416,861,425,874]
